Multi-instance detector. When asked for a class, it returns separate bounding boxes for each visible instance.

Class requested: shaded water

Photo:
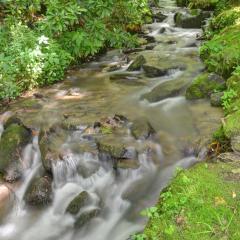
[0,1,222,239]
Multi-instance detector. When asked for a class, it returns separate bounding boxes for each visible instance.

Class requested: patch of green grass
[134,162,240,240]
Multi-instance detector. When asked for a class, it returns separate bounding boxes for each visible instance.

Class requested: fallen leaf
[215,197,226,206]
[232,191,237,199]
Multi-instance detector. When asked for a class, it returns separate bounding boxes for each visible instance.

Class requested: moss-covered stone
[66,191,90,215]
[143,78,188,102]
[223,110,240,138]
[75,209,100,228]
[185,73,226,100]
[210,92,224,107]
[128,55,146,71]
[131,118,154,140]
[25,176,52,206]
[174,10,211,28]
[0,123,31,181]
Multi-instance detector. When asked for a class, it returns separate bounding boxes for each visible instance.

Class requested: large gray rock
[66,191,90,215]
[127,55,146,71]
[131,118,154,140]
[143,64,168,77]
[142,78,188,102]
[25,176,52,206]
[0,120,32,182]
[75,209,100,228]
[210,92,224,107]
[174,10,211,28]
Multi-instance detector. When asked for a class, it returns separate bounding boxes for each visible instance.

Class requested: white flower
[38,35,49,45]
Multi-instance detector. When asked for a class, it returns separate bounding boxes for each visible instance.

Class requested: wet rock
[145,43,157,50]
[186,73,226,100]
[217,152,240,163]
[142,78,188,102]
[110,73,145,86]
[143,64,168,77]
[66,191,90,215]
[61,117,85,131]
[3,115,23,129]
[33,93,44,99]
[102,63,122,72]
[39,125,67,173]
[127,55,146,71]
[25,176,52,206]
[0,122,32,182]
[18,98,43,110]
[131,118,154,140]
[117,159,140,169]
[75,208,100,228]
[154,12,167,22]
[231,136,240,154]
[210,92,224,107]
[174,10,211,29]
[97,138,126,160]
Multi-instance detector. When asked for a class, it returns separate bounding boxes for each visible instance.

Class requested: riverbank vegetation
[134,0,240,239]
[0,0,151,101]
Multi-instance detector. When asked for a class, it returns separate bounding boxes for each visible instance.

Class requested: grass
[133,162,240,240]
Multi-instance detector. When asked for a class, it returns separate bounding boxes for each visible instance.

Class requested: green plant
[221,89,238,112]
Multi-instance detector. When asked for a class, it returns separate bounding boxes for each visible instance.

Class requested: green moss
[200,25,240,78]
[224,110,240,138]
[0,124,31,173]
[138,162,240,240]
[185,73,225,100]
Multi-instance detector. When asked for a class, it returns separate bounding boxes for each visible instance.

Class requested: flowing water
[0,1,222,239]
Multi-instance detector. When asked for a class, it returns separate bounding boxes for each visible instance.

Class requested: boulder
[131,118,154,140]
[66,191,90,215]
[0,122,32,182]
[142,78,188,102]
[217,152,240,162]
[127,55,146,71]
[174,10,211,28]
[39,125,67,173]
[25,176,52,206]
[186,73,226,100]
[75,208,100,228]
[210,92,224,107]
[231,135,240,154]
[143,64,168,78]
[154,12,168,22]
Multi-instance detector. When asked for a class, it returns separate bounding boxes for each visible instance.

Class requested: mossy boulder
[0,123,32,182]
[128,55,146,71]
[223,110,240,138]
[142,78,188,102]
[186,73,226,100]
[25,176,52,206]
[131,118,155,140]
[66,191,90,215]
[174,10,211,28]
[210,92,224,107]
[75,208,100,228]
[39,125,67,173]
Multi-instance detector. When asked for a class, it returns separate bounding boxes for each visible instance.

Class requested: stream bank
[0,0,234,240]
[138,0,240,239]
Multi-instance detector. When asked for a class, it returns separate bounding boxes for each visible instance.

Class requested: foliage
[0,0,150,100]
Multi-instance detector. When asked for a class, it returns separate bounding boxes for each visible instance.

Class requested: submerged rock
[0,121,32,182]
[131,118,154,140]
[110,73,145,86]
[154,12,168,22]
[174,10,211,28]
[142,78,188,102]
[127,55,146,71]
[25,176,52,206]
[66,191,90,215]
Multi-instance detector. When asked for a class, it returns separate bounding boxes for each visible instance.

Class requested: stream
[0,0,222,239]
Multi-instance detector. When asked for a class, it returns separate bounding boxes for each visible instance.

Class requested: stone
[143,64,168,77]
[109,73,145,86]
[25,176,52,206]
[131,118,154,140]
[174,10,211,29]
[127,55,146,71]
[217,152,240,163]
[142,78,188,102]
[66,191,90,215]
[75,208,100,228]
[210,92,224,107]
[231,135,240,154]
[154,12,167,22]
[0,123,32,182]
